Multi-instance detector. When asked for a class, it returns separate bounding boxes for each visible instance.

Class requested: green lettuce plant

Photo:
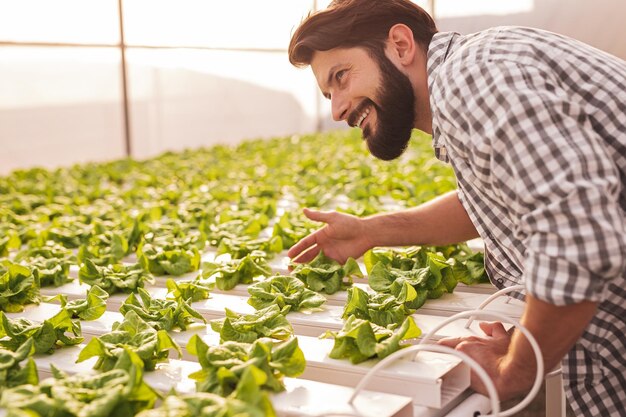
[0,338,38,392]
[366,249,458,308]
[166,278,213,302]
[0,230,21,258]
[247,275,326,313]
[187,335,305,395]
[78,259,155,295]
[119,287,206,331]
[291,251,363,295]
[210,305,293,343]
[0,310,83,354]
[135,369,276,417]
[14,241,76,287]
[0,349,159,417]
[78,231,130,266]
[45,285,109,321]
[39,215,93,249]
[200,250,271,291]
[138,242,201,277]
[321,315,421,364]
[342,286,415,328]
[216,236,283,260]
[270,211,318,249]
[77,310,182,371]
[0,261,40,313]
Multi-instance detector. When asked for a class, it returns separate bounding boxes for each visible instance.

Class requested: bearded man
[287,1,626,416]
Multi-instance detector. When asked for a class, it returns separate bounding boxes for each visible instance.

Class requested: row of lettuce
[1,246,485,416]
[1,129,454,282]
[0,130,488,416]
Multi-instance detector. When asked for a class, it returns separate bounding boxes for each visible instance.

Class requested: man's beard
[351,53,416,161]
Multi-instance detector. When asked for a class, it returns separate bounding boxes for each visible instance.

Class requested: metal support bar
[545,370,566,417]
[118,0,132,157]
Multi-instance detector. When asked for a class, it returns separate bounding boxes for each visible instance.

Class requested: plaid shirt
[427,27,626,416]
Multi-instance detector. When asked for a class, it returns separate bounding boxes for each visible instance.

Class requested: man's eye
[335,70,346,83]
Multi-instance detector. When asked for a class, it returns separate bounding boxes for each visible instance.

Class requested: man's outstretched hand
[287,208,374,264]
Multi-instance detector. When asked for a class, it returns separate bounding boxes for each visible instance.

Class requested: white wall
[0,48,127,174]
[434,0,626,60]
[126,49,319,160]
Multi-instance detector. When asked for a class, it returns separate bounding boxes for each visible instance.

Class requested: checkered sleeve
[439,59,626,305]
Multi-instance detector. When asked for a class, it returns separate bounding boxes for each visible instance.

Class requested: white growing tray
[55,249,522,320]
[146,252,498,296]
[164,280,520,316]
[30,236,506,415]
[39,282,518,339]
[67,243,497,303]
[6,302,470,409]
[31,346,414,417]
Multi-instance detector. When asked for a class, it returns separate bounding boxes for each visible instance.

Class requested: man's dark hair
[289,0,437,67]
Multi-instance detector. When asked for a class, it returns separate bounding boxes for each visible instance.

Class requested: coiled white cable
[347,344,501,415]
[464,285,525,329]
[416,309,544,417]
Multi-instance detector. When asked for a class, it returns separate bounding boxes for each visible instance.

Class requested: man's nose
[331,94,350,122]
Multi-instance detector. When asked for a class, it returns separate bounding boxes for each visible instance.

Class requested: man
[286,1,626,416]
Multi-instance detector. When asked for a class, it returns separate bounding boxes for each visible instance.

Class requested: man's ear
[387,24,417,65]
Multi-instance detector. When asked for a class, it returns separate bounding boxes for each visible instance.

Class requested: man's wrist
[496,350,537,400]
[361,215,381,248]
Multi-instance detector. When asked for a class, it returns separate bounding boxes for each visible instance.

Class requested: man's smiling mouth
[356,107,371,128]
[348,100,373,129]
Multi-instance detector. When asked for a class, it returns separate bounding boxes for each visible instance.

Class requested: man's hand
[438,295,598,402]
[438,322,527,401]
[287,208,373,264]
[288,191,480,265]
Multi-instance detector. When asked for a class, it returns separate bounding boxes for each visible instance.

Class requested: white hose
[416,309,544,417]
[464,285,525,329]
[348,344,501,416]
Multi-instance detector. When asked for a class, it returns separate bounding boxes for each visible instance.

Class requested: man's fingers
[479,321,508,338]
[291,245,321,265]
[303,208,334,223]
[489,322,509,338]
[437,337,463,348]
[478,321,494,336]
[287,232,318,259]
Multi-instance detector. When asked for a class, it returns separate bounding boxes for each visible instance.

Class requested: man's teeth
[356,107,371,128]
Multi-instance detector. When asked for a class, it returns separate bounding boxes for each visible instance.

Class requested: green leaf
[211,305,293,343]
[0,260,40,313]
[79,259,154,295]
[247,275,326,313]
[291,251,362,295]
[323,315,421,364]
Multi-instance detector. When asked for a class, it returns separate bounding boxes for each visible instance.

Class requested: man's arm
[498,295,598,397]
[364,190,479,247]
[439,295,598,400]
[288,190,479,264]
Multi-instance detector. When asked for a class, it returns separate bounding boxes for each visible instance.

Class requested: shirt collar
[426,31,460,164]
[427,31,460,94]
